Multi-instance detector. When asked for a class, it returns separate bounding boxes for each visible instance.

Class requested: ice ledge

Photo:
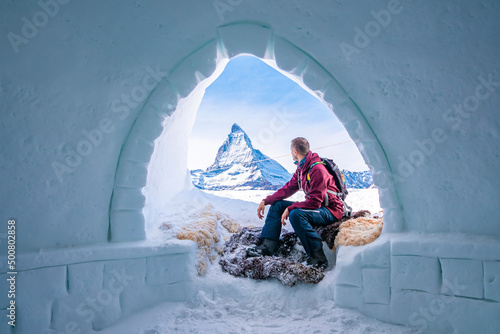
[3,239,197,273]
[337,232,500,261]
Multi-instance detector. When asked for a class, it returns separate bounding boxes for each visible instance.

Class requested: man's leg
[247,200,294,257]
[260,200,294,241]
[289,207,337,267]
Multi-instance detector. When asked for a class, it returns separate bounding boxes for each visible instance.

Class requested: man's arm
[263,172,299,206]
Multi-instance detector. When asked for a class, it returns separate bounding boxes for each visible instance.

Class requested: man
[247,137,344,268]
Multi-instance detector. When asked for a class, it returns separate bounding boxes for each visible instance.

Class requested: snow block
[447,295,500,334]
[129,104,165,142]
[144,79,179,118]
[301,59,334,94]
[217,22,273,59]
[356,142,390,174]
[334,285,364,309]
[390,289,454,331]
[50,297,94,334]
[377,185,401,210]
[0,273,9,309]
[322,80,349,109]
[362,268,391,304]
[484,260,500,302]
[274,36,309,76]
[391,233,500,260]
[440,258,483,299]
[0,308,14,334]
[15,266,67,334]
[90,292,122,331]
[109,209,146,242]
[119,137,155,164]
[334,248,363,287]
[370,166,392,190]
[332,100,364,132]
[361,238,391,268]
[114,160,149,189]
[391,256,441,293]
[121,281,193,320]
[146,253,194,286]
[97,258,146,329]
[110,187,146,211]
[185,39,219,79]
[350,123,378,152]
[363,303,392,324]
[68,261,105,296]
[379,209,405,232]
[167,65,205,100]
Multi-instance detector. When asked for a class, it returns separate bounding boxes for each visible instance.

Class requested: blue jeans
[260,200,338,257]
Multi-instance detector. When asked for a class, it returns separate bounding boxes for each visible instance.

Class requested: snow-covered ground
[202,187,382,214]
[99,265,415,334]
[100,188,417,334]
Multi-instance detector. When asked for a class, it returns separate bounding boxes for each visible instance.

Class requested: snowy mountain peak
[192,124,292,190]
[231,123,244,133]
[208,124,255,171]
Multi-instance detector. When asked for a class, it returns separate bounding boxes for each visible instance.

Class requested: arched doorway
[108,21,404,243]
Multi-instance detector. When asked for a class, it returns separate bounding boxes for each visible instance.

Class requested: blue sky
[188,56,368,173]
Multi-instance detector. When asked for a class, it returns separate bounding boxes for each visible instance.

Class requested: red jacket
[263,151,344,220]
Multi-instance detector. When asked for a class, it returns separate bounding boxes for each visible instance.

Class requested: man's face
[291,145,299,162]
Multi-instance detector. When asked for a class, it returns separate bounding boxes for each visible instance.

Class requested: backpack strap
[306,162,324,183]
[307,161,352,217]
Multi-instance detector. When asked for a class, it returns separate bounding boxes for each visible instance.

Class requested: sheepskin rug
[219,210,384,286]
[174,204,383,283]
[176,205,241,276]
[219,227,325,287]
[334,216,383,249]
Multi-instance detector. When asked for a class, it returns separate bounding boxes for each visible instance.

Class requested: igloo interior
[1,0,500,333]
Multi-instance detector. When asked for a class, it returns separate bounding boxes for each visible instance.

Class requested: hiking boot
[307,247,328,269]
[246,238,277,257]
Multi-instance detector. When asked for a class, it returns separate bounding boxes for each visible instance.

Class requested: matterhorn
[191,123,292,190]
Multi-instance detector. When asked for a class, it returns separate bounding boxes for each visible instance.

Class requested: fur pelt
[176,205,241,276]
[313,210,372,250]
[334,216,383,248]
[219,227,325,287]
[219,210,384,286]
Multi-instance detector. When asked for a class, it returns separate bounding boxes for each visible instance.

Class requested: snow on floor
[99,264,416,334]
[122,188,414,334]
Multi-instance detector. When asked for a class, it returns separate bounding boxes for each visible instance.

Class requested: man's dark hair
[291,137,310,156]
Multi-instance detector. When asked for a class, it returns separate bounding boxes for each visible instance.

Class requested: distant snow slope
[342,170,373,189]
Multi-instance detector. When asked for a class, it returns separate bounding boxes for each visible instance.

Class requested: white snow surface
[109,188,411,334]
[99,268,415,334]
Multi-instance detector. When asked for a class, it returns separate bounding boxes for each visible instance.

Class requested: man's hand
[257,200,266,219]
[281,208,289,226]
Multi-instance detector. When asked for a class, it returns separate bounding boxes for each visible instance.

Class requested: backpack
[306,158,352,217]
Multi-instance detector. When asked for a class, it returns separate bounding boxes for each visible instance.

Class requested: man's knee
[289,209,307,226]
[269,200,288,213]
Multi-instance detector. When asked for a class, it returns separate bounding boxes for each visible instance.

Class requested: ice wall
[1,0,499,333]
